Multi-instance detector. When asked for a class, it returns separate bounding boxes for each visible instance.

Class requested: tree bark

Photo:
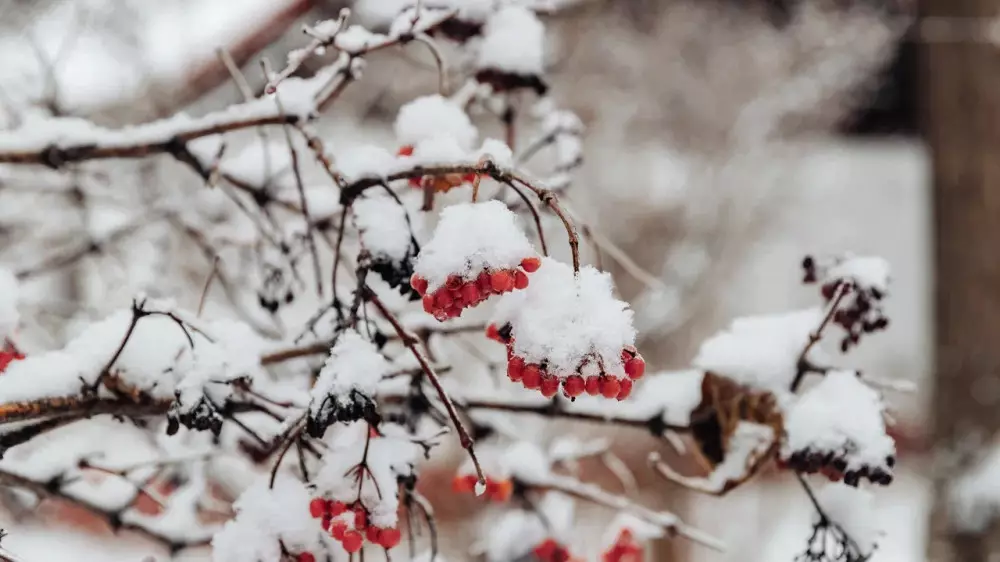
[921,1,1000,560]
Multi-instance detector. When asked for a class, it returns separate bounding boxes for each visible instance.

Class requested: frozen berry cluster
[488,324,646,401]
[778,449,894,487]
[369,251,421,302]
[533,538,579,562]
[309,498,402,554]
[412,256,541,321]
[802,255,890,352]
[0,350,23,373]
[166,396,223,437]
[307,390,380,439]
[602,529,643,562]
[452,473,513,502]
[397,145,480,192]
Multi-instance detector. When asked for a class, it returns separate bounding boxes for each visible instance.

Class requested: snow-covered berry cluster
[802,254,890,352]
[453,472,513,502]
[307,331,386,438]
[602,529,644,562]
[488,258,643,400]
[309,498,402,553]
[354,196,421,300]
[533,538,580,562]
[397,144,479,192]
[412,201,539,321]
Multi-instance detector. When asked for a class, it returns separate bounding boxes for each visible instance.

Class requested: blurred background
[1,0,996,560]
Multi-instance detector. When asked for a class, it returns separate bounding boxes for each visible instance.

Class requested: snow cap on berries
[492,258,636,376]
[353,195,414,263]
[395,94,478,150]
[477,5,545,76]
[781,370,895,482]
[308,331,388,436]
[413,201,536,290]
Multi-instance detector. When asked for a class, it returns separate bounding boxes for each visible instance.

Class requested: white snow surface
[413,201,536,289]
[492,257,636,377]
[335,25,389,53]
[353,195,413,262]
[782,370,895,471]
[693,307,824,394]
[212,474,321,562]
[707,422,777,489]
[337,144,403,182]
[395,95,478,149]
[313,422,421,528]
[477,5,546,76]
[826,254,891,295]
[0,266,19,338]
[310,330,389,415]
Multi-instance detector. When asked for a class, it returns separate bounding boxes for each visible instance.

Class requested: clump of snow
[0,266,19,338]
[492,257,636,377]
[212,475,321,562]
[782,371,895,472]
[707,422,776,489]
[314,422,421,528]
[410,136,470,166]
[476,138,514,169]
[309,330,388,418]
[477,6,546,76]
[950,445,1000,532]
[821,254,891,296]
[395,95,477,150]
[626,370,705,426]
[413,201,536,290]
[337,144,402,183]
[353,196,414,262]
[693,307,824,393]
[334,25,388,54]
[457,440,550,483]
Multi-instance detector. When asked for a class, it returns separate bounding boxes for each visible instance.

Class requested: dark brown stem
[790,283,849,392]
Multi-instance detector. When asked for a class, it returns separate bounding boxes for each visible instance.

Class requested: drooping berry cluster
[533,538,579,562]
[802,255,890,352]
[0,350,23,373]
[309,498,402,553]
[602,529,644,562]
[778,450,894,487]
[413,256,540,321]
[307,390,380,439]
[452,473,512,502]
[397,145,479,192]
[488,324,646,401]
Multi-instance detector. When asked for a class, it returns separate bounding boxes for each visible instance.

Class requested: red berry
[514,269,529,289]
[342,530,363,553]
[330,501,347,516]
[624,356,646,380]
[397,145,414,157]
[563,375,585,398]
[540,375,559,398]
[534,539,559,560]
[486,324,502,342]
[330,520,347,540]
[298,553,316,562]
[354,507,368,530]
[522,364,542,389]
[422,294,436,314]
[379,527,402,548]
[366,526,381,543]
[491,271,514,293]
[477,271,493,295]
[507,356,525,382]
[446,275,462,290]
[461,282,480,305]
[520,257,542,272]
[617,378,633,401]
[410,274,428,295]
[585,375,601,396]
[309,498,327,518]
[452,474,474,493]
[434,289,453,309]
[600,377,621,399]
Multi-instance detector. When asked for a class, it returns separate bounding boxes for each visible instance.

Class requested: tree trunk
[921,1,1000,560]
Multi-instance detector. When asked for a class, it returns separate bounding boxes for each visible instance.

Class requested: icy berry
[477,271,493,294]
[540,375,560,398]
[460,282,480,305]
[379,527,402,549]
[491,270,514,293]
[342,530,364,553]
[422,294,435,314]
[434,290,453,309]
[617,378,633,401]
[410,274,428,295]
[522,364,542,389]
[507,356,525,382]
[600,377,621,399]
[366,526,382,543]
[330,520,348,540]
[309,498,327,518]
[354,507,368,530]
[624,356,646,380]
[563,375,585,398]
[446,275,462,290]
[514,269,529,290]
[298,553,316,562]
[585,375,601,396]
[521,257,542,272]
[330,501,347,516]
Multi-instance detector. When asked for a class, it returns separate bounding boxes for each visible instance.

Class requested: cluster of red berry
[412,257,541,321]
[487,326,646,401]
[533,538,579,562]
[308,498,402,555]
[452,474,513,502]
[0,350,23,373]
[601,529,643,562]
[397,145,479,191]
